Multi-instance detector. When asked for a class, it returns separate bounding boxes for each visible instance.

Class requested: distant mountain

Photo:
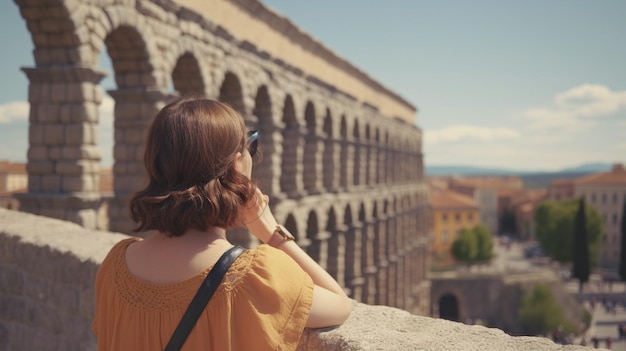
[425,165,529,176]
[557,162,613,174]
[425,162,614,189]
[425,162,612,176]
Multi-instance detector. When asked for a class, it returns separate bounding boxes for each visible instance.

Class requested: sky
[0,1,625,172]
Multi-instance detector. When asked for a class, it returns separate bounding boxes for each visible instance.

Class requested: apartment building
[0,161,28,210]
[547,178,576,201]
[510,189,547,241]
[430,189,480,262]
[574,163,626,268]
[447,176,523,236]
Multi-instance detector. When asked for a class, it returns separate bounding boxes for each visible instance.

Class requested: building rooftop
[549,178,575,187]
[575,163,626,185]
[0,161,26,174]
[430,190,478,210]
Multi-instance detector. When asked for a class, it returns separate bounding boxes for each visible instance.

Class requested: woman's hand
[241,187,269,224]
[241,188,277,243]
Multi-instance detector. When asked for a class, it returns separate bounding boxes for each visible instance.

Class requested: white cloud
[524,84,626,131]
[0,101,28,124]
[424,125,521,144]
[554,84,626,117]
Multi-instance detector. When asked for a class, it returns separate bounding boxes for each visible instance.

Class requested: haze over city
[0,0,625,171]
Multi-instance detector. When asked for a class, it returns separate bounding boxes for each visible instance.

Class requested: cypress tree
[619,199,626,281]
[572,198,590,293]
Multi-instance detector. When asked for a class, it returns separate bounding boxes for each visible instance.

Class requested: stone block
[49,48,68,65]
[43,124,65,144]
[27,146,48,161]
[26,175,42,192]
[61,145,101,161]
[37,103,60,123]
[61,174,96,193]
[41,174,61,192]
[27,161,54,174]
[56,161,85,175]
[65,123,96,145]
[48,146,62,160]
[113,144,128,161]
[50,83,68,103]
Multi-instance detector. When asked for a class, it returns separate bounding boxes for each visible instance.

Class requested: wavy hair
[129,97,257,236]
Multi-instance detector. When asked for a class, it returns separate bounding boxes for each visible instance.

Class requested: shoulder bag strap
[165,245,245,351]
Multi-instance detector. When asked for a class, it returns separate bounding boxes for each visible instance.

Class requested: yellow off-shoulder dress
[93,238,314,351]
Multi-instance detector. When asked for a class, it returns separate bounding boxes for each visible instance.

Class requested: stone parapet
[0,208,597,350]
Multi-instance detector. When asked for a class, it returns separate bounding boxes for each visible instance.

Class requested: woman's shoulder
[234,244,312,288]
[101,237,141,265]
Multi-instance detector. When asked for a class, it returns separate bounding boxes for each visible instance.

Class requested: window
[468,213,474,221]
[455,213,461,223]
[614,213,619,225]
[442,230,449,244]
[613,193,618,204]
[602,193,606,204]
[442,213,448,223]
[591,193,597,203]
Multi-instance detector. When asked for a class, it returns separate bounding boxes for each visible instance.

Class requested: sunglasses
[247,130,259,157]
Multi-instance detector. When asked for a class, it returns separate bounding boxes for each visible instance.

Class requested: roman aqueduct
[13,0,430,313]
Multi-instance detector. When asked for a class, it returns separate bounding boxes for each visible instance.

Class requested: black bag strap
[165,245,245,351]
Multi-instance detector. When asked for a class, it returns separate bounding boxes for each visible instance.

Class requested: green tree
[518,284,575,336]
[451,228,477,262]
[451,225,494,263]
[619,198,626,281]
[535,199,603,265]
[572,198,590,292]
[474,224,494,261]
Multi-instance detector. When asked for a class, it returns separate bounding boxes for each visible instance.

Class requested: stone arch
[339,114,350,189]
[364,123,370,186]
[251,85,274,189]
[171,53,205,96]
[103,23,168,232]
[326,206,342,280]
[302,101,319,194]
[438,293,460,321]
[306,210,321,263]
[279,95,302,196]
[343,203,357,294]
[360,201,376,304]
[284,213,299,241]
[218,72,246,116]
[352,118,361,187]
[322,107,336,191]
[104,28,157,88]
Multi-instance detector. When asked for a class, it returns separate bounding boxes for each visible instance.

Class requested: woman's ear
[232,152,243,173]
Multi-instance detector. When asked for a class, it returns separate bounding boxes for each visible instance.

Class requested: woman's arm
[242,188,352,328]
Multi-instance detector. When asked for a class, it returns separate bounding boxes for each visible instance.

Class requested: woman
[92,97,352,350]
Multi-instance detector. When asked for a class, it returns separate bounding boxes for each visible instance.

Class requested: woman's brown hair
[129,97,257,236]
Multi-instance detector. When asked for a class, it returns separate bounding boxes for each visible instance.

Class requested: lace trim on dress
[112,239,256,311]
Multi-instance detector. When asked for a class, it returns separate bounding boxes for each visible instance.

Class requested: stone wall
[0,208,597,350]
[431,270,588,336]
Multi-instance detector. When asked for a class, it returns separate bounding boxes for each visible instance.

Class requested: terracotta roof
[575,163,626,185]
[99,168,113,193]
[450,175,524,191]
[0,161,26,174]
[549,178,575,186]
[430,190,478,210]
